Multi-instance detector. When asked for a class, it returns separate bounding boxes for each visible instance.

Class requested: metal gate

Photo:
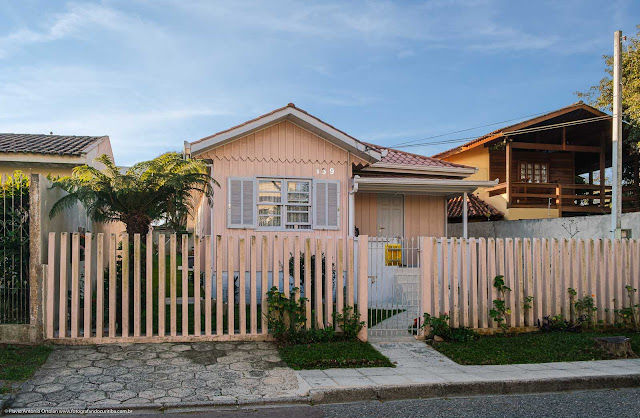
[367,237,421,338]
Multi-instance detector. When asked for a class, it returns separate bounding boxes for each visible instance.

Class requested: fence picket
[304,238,312,329]
[238,237,246,335]
[261,236,268,334]
[205,236,212,336]
[194,236,201,337]
[420,238,433,324]
[614,239,623,312]
[109,234,116,338]
[146,233,153,337]
[326,239,334,327]
[336,238,344,318]
[46,233,55,339]
[532,238,542,326]
[357,235,368,342]
[294,236,301,303]
[541,239,550,319]
[134,234,141,337]
[227,236,234,336]
[504,238,515,327]
[71,233,79,338]
[169,234,177,337]
[431,237,439,318]
[122,233,129,338]
[478,238,487,329]
[249,236,257,335]
[459,238,468,328]
[182,234,189,336]
[315,239,324,329]
[84,233,92,338]
[216,235,223,336]
[59,232,68,338]
[605,239,614,324]
[451,238,459,328]
[347,237,354,309]
[158,234,166,337]
[487,238,496,328]
[441,238,450,319]
[282,237,289,299]
[514,238,524,327]
[561,239,570,319]
[96,233,104,340]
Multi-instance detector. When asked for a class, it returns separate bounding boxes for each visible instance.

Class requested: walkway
[297,340,640,389]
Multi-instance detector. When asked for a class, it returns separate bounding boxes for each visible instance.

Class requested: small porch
[349,175,498,239]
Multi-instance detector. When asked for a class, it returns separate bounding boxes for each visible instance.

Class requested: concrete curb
[308,374,640,405]
[3,374,640,414]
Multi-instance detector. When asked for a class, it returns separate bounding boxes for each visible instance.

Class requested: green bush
[422,313,478,342]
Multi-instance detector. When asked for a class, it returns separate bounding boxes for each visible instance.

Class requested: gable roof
[0,133,107,156]
[433,101,608,159]
[190,103,381,162]
[447,193,503,222]
[190,103,476,175]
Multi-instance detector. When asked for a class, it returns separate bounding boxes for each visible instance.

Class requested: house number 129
[317,168,335,175]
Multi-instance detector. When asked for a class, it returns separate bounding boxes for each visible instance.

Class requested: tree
[49,153,217,235]
[576,25,640,151]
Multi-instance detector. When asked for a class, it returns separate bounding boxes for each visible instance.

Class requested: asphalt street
[169,387,640,418]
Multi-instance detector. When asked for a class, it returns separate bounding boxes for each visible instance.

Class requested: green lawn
[0,345,53,392]
[433,331,640,365]
[279,341,394,370]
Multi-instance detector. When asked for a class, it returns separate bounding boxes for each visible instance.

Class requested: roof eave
[363,162,477,177]
[354,177,498,197]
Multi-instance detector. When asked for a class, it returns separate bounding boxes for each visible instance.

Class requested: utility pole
[611,30,623,239]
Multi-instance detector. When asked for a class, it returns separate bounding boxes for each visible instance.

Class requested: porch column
[462,192,468,239]
[505,139,511,206]
[348,190,356,237]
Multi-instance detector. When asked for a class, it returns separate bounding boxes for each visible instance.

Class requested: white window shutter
[313,180,340,230]
[228,177,256,228]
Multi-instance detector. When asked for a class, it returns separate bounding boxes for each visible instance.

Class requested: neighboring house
[447,193,503,224]
[434,101,640,221]
[186,103,495,241]
[0,133,114,178]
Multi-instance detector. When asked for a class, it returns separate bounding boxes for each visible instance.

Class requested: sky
[0,0,638,166]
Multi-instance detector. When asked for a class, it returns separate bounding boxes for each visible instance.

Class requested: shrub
[489,275,511,333]
[422,313,478,342]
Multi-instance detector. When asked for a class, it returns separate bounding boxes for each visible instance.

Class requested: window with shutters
[256,178,312,230]
[227,177,256,228]
[313,179,340,230]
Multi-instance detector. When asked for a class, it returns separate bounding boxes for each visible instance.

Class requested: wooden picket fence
[420,237,640,330]
[44,232,368,344]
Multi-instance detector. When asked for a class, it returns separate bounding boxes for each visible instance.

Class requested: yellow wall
[0,164,75,179]
[443,148,560,221]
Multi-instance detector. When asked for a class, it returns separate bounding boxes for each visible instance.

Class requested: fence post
[28,174,43,340]
[419,237,433,337]
[357,235,368,342]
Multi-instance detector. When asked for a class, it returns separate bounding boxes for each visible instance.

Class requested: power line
[392,108,565,147]
[393,115,612,150]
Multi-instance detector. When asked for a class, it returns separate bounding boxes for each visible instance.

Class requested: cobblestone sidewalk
[8,341,306,409]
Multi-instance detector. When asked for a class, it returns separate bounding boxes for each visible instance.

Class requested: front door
[377,194,404,237]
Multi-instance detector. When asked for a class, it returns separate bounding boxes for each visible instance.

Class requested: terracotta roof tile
[447,194,503,222]
[0,133,105,156]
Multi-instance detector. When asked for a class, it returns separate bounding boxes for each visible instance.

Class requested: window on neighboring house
[519,162,548,183]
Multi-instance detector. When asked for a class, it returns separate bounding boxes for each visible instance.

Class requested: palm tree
[49,153,217,235]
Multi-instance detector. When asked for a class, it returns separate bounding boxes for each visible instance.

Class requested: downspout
[349,175,359,237]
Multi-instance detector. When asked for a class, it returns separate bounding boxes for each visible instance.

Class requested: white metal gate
[367,237,421,338]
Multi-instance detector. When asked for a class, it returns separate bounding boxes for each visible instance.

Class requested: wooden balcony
[487,181,640,216]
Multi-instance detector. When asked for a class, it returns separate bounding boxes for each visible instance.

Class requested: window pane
[259,180,282,203]
[541,164,548,182]
[287,192,309,203]
[520,164,526,181]
[287,212,309,223]
[288,181,310,192]
[258,205,281,227]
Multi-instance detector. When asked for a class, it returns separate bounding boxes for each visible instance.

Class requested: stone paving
[9,341,305,409]
[297,339,640,388]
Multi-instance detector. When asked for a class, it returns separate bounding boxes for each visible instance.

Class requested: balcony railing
[486,182,640,215]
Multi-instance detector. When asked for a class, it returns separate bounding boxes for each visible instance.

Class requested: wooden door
[377,194,404,237]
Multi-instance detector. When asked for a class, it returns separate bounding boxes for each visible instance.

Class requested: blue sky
[0,0,638,166]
